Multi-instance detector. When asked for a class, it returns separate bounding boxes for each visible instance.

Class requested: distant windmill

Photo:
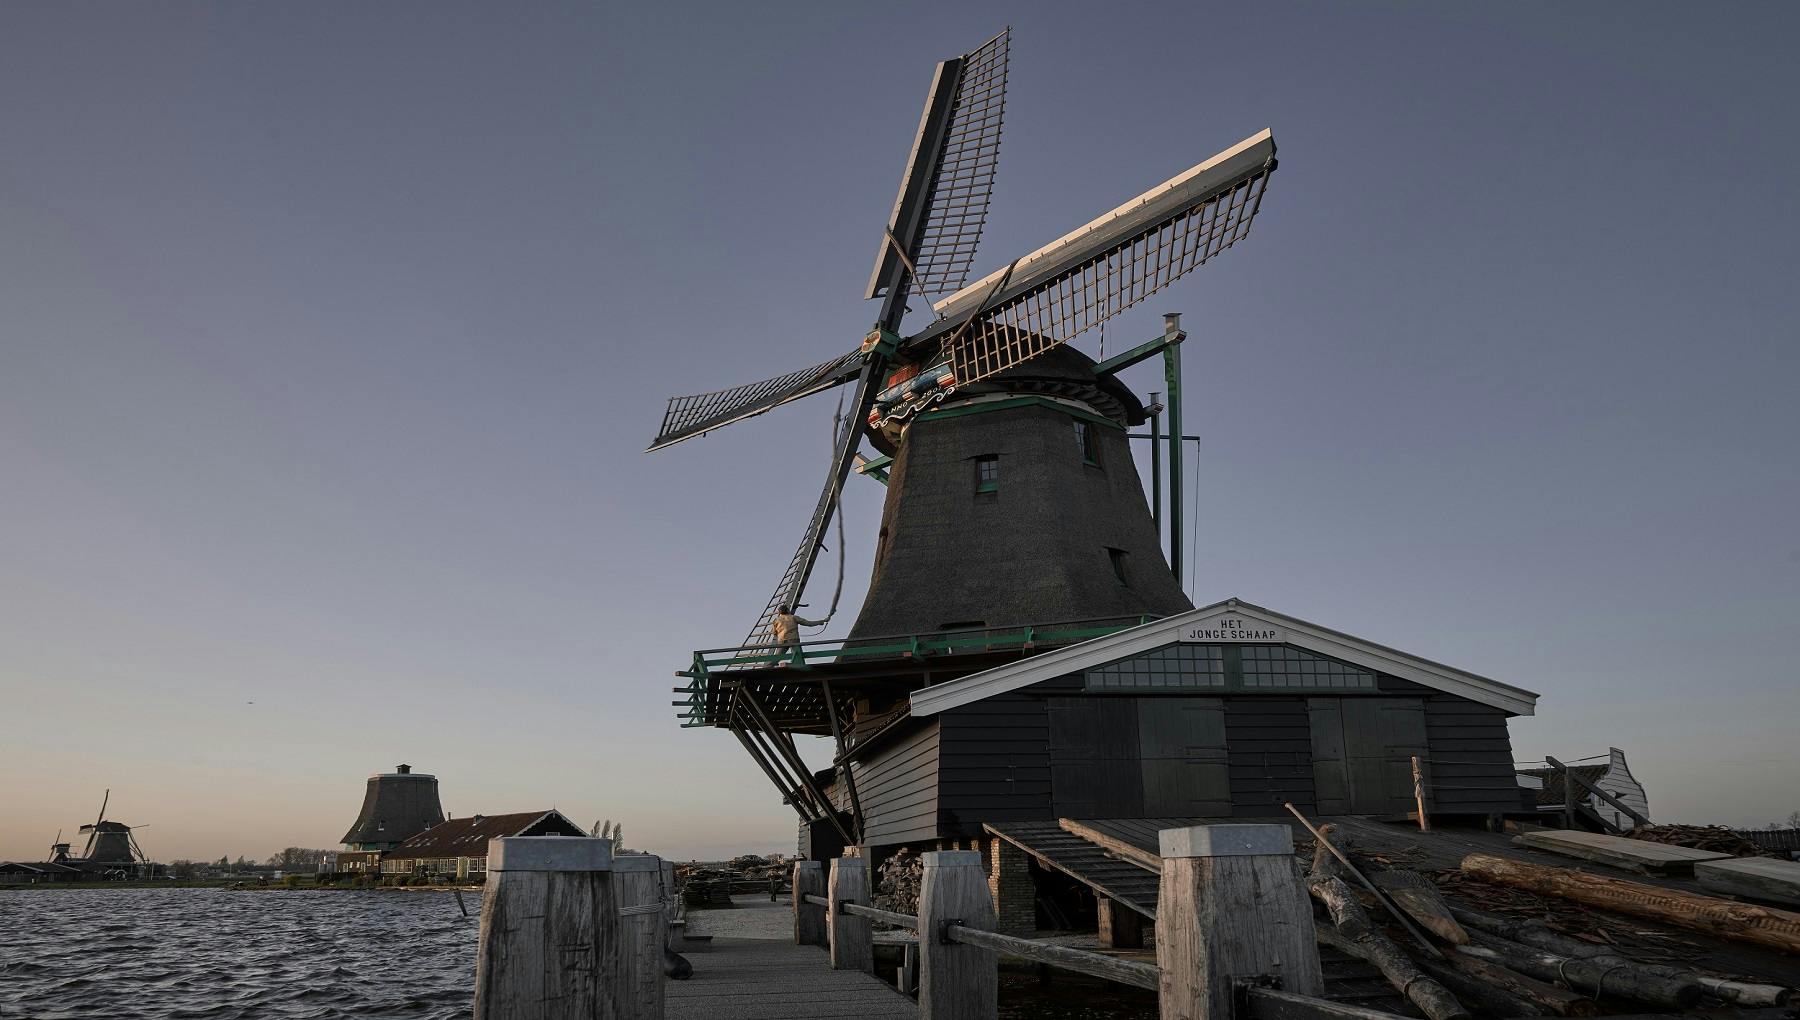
[77,789,149,866]
[648,28,1278,648]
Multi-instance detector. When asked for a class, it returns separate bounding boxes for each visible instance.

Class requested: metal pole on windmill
[1148,391,1163,537]
[1162,313,1185,589]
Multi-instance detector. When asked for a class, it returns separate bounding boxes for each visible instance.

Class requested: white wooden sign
[1179,615,1284,642]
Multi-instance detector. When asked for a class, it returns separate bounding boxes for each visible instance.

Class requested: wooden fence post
[1412,756,1432,832]
[828,856,873,972]
[917,849,997,1020]
[614,854,668,1020]
[474,836,620,1020]
[793,860,827,947]
[1157,824,1322,1020]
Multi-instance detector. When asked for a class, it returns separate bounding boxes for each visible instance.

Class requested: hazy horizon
[4,1,1797,865]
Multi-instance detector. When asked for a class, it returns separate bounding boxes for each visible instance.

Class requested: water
[0,889,477,1020]
[0,889,1154,1019]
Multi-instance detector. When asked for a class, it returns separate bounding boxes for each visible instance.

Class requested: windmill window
[1074,420,1100,465]
[974,455,999,494]
[1107,547,1128,584]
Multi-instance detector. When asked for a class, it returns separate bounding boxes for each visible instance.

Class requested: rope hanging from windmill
[808,392,850,629]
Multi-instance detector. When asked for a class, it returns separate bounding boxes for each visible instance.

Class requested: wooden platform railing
[797,825,1406,1020]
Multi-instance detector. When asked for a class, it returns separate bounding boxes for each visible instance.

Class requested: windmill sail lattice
[650,350,861,451]
[919,129,1276,385]
[899,28,1009,299]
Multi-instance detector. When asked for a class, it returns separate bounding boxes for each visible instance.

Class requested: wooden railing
[794,825,1413,1020]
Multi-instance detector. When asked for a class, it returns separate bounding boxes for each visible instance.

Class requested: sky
[3,1,1797,864]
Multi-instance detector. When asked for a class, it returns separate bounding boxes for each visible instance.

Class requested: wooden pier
[666,938,915,1020]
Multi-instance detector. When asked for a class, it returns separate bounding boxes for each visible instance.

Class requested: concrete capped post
[828,856,873,972]
[792,860,827,947]
[474,836,621,1020]
[1156,825,1323,1020]
[917,849,997,1020]
[614,854,668,1020]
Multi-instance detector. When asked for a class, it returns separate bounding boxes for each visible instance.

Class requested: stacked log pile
[1626,824,1770,858]
[874,846,922,916]
[1288,809,1797,1020]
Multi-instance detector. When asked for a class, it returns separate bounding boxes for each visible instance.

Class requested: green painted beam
[1092,334,1174,377]
[915,394,1124,431]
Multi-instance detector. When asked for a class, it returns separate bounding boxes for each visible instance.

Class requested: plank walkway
[667,937,916,1019]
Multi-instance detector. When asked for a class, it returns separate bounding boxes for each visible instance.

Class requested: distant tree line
[160,849,336,878]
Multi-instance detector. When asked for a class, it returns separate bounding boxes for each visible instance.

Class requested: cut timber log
[1449,905,1795,1008]
[1461,852,1800,956]
[1455,944,1702,1009]
[1514,830,1730,875]
[1372,870,1468,945]
[1407,951,1551,1018]
[1310,877,1469,1020]
[1441,944,1599,1017]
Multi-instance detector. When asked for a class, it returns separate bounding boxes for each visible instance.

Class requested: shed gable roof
[908,597,1539,717]
[384,809,585,860]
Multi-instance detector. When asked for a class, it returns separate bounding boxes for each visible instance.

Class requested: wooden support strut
[739,687,854,846]
[820,678,865,843]
[728,718,816,824]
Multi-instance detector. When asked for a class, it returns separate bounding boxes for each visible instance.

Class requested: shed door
[1048,697,1143,817]
[1139,698,1231,815]
[1309,698,1427,815]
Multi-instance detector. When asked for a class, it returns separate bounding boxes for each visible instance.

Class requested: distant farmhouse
[325,764,584,880]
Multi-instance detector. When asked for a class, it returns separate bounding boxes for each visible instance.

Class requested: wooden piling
[615,853,668,1020]
[1157,824,1323,1020]
[829,857,874,972]
[1098,897,1145,949]
[473,836,621,1020]
[793,860,827,947]
[917,849,997,1020]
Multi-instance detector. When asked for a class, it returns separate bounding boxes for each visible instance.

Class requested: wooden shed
[817,598,1538,855]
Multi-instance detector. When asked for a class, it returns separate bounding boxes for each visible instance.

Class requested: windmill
[47,830,72,864]
[77,789,150,866]
[650,28,1276,651]
[657,30,1279,852]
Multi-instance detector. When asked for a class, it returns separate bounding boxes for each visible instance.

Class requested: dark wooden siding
[1224,697,1317,816]
[1381,677,1522,815]
[1047,696,1144,818]
[936,694,1053,837]
[852,721,941,846]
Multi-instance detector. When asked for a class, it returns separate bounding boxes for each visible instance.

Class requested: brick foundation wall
[988,838,1035,936]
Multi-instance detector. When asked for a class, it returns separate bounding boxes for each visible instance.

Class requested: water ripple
[0,890,476,1020]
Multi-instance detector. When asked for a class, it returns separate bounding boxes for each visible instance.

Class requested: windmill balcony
[672,613,1163,733]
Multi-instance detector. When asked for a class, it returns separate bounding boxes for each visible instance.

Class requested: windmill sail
[734,31,1010,654]
[866,28,1010,305]
[648,349,863,451]
[910,129,1277,385]
[736,367,878,656]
